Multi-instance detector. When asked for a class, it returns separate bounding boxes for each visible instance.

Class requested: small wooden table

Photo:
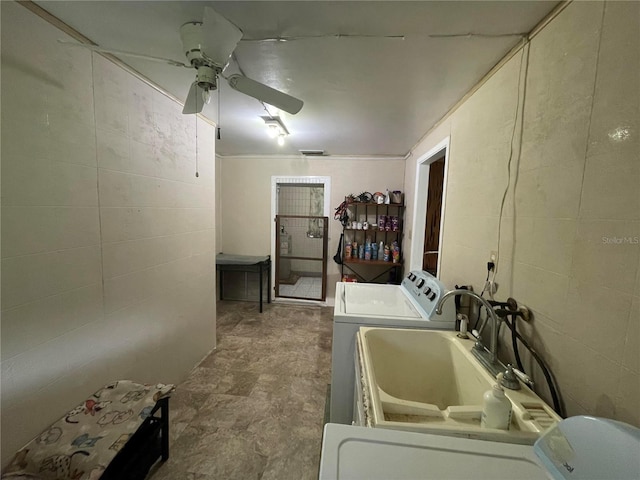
[216,254,271,313]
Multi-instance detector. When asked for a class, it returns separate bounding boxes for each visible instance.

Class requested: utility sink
[356,327,561,444]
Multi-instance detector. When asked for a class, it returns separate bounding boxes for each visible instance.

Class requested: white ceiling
[34,1,560,158]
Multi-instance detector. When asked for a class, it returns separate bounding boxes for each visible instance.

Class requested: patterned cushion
[2,380,174,480]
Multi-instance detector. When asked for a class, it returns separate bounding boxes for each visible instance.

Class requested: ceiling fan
[60,7,304,116]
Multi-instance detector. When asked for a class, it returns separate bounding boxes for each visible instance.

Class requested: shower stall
[275,183,328,301]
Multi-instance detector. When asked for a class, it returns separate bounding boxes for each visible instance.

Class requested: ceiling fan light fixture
[202,88,212,105]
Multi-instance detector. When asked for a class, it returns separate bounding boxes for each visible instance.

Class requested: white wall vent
[299,149,327,156]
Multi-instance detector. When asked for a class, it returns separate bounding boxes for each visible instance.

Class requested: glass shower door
[275,215,328,301]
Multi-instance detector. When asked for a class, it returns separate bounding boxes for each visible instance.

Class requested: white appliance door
[344,283,421,318]
[320,424,551,480]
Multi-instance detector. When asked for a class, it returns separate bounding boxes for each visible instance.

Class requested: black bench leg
[160,397,169,461]
[267,257,271,304]
[259,263,264,313]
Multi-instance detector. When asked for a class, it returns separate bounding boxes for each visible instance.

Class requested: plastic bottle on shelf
[391,241,400,264]
[379,241,385,261]
[383,244,390,262]
[372,242,379,260]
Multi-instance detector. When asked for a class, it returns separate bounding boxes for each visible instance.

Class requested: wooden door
[422,158,445,275]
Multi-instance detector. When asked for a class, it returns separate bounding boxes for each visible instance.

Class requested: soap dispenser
[481,373,512,430]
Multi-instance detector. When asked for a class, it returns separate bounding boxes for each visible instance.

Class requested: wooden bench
[2,381,173,480]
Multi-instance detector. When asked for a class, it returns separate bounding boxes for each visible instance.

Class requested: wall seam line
[567,1,606,293]
[90,53,107,317]
[507,42,531,296]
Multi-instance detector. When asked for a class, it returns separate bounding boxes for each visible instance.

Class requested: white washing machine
[319,416,640,480]
[330,270,456,424]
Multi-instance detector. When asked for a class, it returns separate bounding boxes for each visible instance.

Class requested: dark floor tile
[194,392,302,433]
[220,370,260,396]
[154,426,268,480]
[260,437,323,480]
[168,388,211,442]
[177,366,222,394]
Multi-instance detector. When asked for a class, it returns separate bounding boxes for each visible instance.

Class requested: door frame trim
[409,137,450,277]
[270,176,331,300]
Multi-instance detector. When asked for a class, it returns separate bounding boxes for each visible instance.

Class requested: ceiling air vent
[299,149,327,156]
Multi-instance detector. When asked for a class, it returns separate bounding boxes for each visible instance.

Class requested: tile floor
[278,276,323,300]
[151,300,333,480]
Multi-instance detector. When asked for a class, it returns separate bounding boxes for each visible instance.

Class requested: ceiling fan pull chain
[217,85,221,140]
[195,115,200,178]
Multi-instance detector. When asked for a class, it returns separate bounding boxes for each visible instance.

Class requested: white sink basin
[357,327,561,444]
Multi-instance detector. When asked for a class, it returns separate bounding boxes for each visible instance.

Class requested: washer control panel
[401,270,454,320]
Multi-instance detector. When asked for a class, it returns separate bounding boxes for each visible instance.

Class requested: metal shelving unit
[340,201,404,283]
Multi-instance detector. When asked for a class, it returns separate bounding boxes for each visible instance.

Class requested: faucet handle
[501,364,521,390]
[473,338,485,352]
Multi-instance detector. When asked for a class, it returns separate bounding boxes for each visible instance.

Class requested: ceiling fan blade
[58,40,190,68]
[226,74,303,115]
[201,7,243,68]
[183,82,205,114]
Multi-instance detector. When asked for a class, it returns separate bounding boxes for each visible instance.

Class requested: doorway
[423,157,445,275]
[271,177,331,301]
[410,138,449,276]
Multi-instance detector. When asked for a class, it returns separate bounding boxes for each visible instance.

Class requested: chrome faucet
[435,289,500,365]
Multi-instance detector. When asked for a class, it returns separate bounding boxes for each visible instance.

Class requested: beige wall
[218,156,405,302]
[404,1,639,425]
[1,1,217,464]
